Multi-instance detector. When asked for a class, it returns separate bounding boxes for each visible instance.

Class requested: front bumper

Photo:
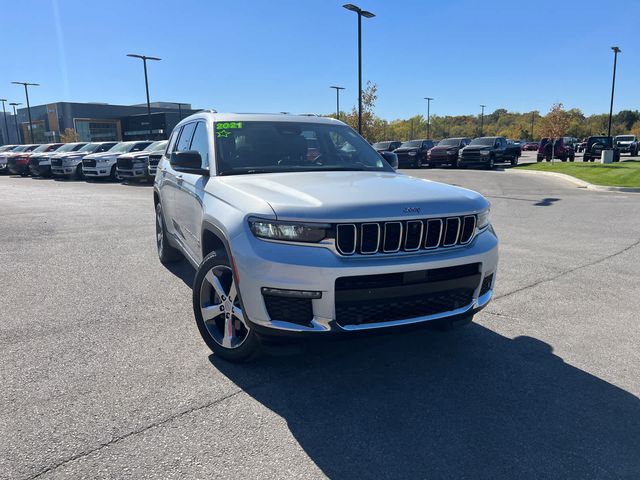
[117,167,148,178]
[429,153,458,165]
[232,227,499,334]
[52,166,78,176]
[83,166,111,177]
[458,155,490,165]
[8,161,29,175]
[29,162,51,176]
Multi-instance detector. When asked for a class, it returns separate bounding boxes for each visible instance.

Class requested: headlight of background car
[249,218,330,243]
[408,151,416,156]
[480,150,490,156]
[477,209,490,231]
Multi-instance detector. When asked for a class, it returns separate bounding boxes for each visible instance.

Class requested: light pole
[530,111,535,140]
[10,103,21,143]
[11,82,39,143]
[479,104,486,136]
[343,4,375,135]
[424,97,433,138]
[0,99,9,145]
[127,53,161,140]
[330,86,345,120]
[173,102,188,120]
[608,46,621,138]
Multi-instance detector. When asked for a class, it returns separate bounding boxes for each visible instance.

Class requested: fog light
[261,287,322,299]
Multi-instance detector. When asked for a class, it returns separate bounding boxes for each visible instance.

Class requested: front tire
[110,165,120,181]
[486,156,495,170]
[155,202,182,264]
[193,251,260,362]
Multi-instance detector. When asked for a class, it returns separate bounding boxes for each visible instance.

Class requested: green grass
[516,160,640,188]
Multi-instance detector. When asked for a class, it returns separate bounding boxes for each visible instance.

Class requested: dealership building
[11,101,198,144]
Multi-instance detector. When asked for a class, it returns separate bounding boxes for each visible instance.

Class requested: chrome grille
[335,215,477,256]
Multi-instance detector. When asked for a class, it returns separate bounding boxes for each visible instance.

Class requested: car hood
[84,151,120,160]
[119,151,151,159]
[430,145,458,152]
[216,171,488,222]
[462,145,492,151]
[394,147,419,153]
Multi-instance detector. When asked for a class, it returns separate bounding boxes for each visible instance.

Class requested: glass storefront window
[74,119,120,142]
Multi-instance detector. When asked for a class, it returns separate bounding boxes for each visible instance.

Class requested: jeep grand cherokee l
[154,112,498,362]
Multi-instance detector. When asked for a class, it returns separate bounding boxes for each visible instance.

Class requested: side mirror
[170,150,209,175]
[380,151,398,170]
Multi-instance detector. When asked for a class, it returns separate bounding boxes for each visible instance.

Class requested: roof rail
[200,108,217,113]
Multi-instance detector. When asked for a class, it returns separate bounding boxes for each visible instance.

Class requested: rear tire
[155,202,182,264]
[193,251,261,362]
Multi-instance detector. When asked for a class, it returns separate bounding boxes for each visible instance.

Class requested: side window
[189,121,210,167]
[166,128,180,154]
[176,122,196,152]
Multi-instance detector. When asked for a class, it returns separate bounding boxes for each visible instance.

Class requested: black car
[371,140,402,153]
[583,136,620,162]
[427,137,471,167]
[394,139,435,168]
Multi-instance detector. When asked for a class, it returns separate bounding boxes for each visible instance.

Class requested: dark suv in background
[427,137,471,167]
[372,140,401,153]
[583,136,620,162]
[537,137,575,162]
[394,139,435,168]
[614,135,638,156]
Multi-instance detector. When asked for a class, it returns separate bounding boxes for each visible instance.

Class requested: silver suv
[154,112,498,362]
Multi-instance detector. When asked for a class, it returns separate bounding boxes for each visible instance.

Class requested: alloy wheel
[199,265,249,349]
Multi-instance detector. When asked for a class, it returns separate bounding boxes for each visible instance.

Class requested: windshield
[469,138,494,146]
[399,140,421,148]
[589,137,612,147]
[214,121,391,175]
[615,136,634,141]
[32,144,53,153]
[372,141,391,149]
[78,143,98,152]
[438,138,460,146]
[147,140,168,152]
[56,143,85,153]
[108,142,135,153]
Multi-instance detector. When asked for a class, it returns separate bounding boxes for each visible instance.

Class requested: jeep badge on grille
[403,207,421,214]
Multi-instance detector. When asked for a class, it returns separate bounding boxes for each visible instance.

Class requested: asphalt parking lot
[1,164,639,479]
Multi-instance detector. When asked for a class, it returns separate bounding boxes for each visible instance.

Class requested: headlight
[408,151,416,156]
[477,209,491,230]
[480,150,490,156]
[249,218,330,243]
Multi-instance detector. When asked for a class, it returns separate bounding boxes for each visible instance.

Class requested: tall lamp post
[11,82,39,143]
[127,53,161,140]
[530,111,535,140]
[330,86,345,120]
[424,97,433,138]
[607,46,621,138]
[0,99,9,145]
[479,104,486,136]
[173,102,188,120]
[10,103,21,143]
[342,4,375,135]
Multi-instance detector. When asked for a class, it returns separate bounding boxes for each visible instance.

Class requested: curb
[509,168,640,193]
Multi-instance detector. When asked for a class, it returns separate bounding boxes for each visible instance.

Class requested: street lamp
[342,4,375,135]
[10,102,22,143]
[11,82,39,143]
[127,53,161,140]
[424,97,433,138]
[330,86,345,120]
[0,99,9,145]
[608,46,621,138]
[173,102,188,120]
[530,111,535,140]
[479,104,486,136]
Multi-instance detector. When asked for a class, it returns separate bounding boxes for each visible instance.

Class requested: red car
[521,141,539,151]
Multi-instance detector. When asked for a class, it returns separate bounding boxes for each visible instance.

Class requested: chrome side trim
[360,223,381,254]
[383,221,403,253]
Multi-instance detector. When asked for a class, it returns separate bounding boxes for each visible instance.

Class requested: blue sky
[1,0,638,119]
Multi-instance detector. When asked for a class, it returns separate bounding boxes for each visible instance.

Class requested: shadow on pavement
[211,324,640,479]
[165,258,196,288]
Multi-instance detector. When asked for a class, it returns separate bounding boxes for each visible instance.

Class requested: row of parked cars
[372,136,522,169]
[0,140,168,181]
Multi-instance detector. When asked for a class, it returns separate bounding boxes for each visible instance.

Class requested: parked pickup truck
[427,137,471,167]
[458,136,521,169]
[117,140,167,182]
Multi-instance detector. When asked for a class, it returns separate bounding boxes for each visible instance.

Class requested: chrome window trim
[383,221,403,253]
[442,217,461,247]
[424,219,443,249]
[360,223,381,254]
[404,220,423,251]
[335,224,357,255]
[459,215,477,245]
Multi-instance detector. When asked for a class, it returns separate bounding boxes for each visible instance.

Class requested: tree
[60,128,80,143]
[344,81,379,141]
[538,103,570,139]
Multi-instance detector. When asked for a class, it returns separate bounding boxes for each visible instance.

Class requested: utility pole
[608,46,621,138]
[127,54,162,140]
[424,97,433,138]
[480,104,486,136]
[10,103,21,143]
[330,86,345,120]
[11,82,39,143]
[0,99,9,145]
